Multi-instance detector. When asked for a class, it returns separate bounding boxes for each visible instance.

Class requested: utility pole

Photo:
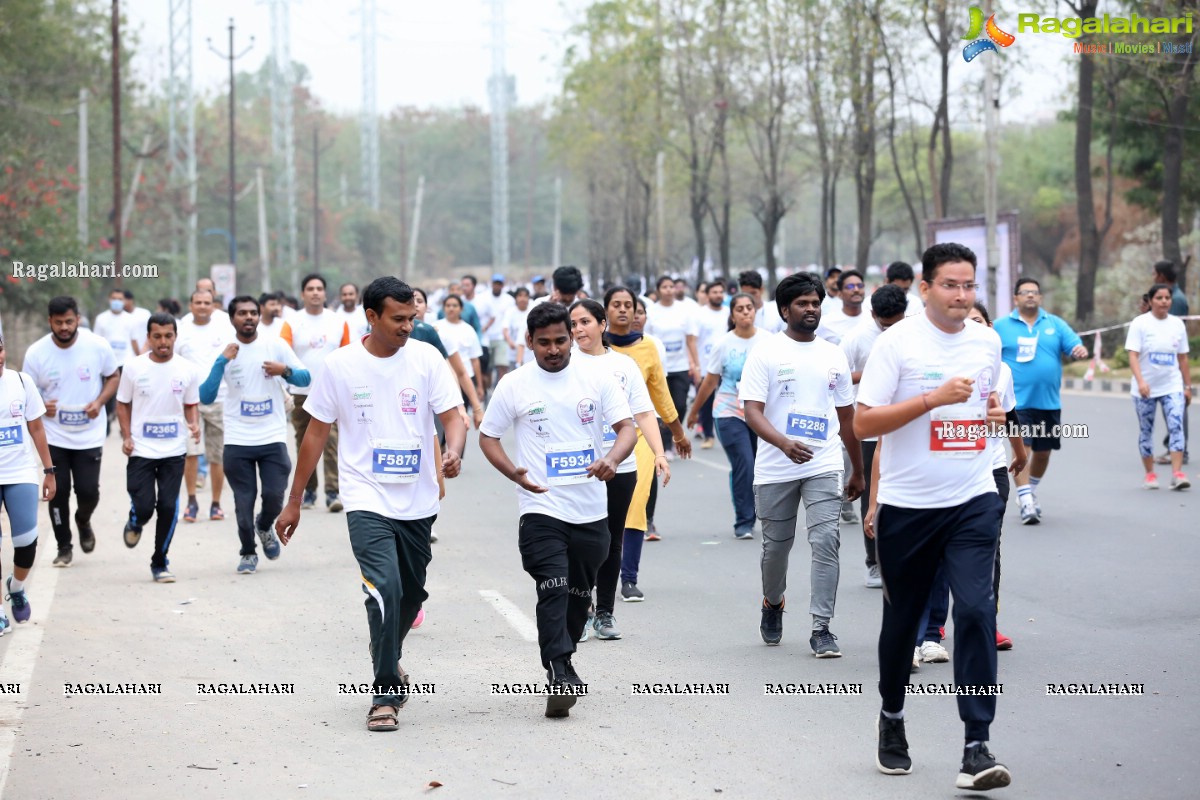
[655,150,665,275]
[312,127,320,270]
[983,0,1000,314]
[488,0,511,269]
[406,175,425,278]
[269,0,298,286]
[120,133,152,236]
[398,141,408,279]
[78,88,88,248]
[208,19,254,266]
[551,174,562,267]
[256,167,271,291]
[360,0,380,210]
[111,0,122,278]
[168,0,197,286]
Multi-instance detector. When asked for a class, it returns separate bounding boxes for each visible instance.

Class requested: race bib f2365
[143,418,180,439]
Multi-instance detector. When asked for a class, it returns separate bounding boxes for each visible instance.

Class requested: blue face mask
[110,299,124,313]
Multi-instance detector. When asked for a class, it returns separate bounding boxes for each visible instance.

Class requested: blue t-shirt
[1170,286,1189,316]
[994,309,1083,410]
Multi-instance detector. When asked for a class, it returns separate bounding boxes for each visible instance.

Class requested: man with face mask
[22,296,120,566]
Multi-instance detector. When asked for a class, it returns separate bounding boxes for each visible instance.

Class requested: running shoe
[411,608,425,629]
[876,713,912,775]
[734,529,754,540]
[301,490,317,509]
[326,493,344,513]
[430,529,439,543]
[579,615,591,642]
[183,499,199,523]
[0,610,9,637]
[912,647,921,673]
[644,523,661,542]
[209,504,225,521]
[865,564,882,588]
[594,611,622,640]
[1155,452,1172,465]
[123,521,143,548]
[809,627,841,658]
[255,514,282,560]
[79,523,96,554]
[237,554,259,575]
[620,581,644,602]
[701,438,715,450]
[6,576,30,623]
[1143,472,1160,490]
[956,743,1011,791]
[760,598,784,645]
[841,504,859,524]
[1019,501,1040,524]
[545,658,582,718]
[920,640,950,663]
[1170,472,1191,490]
[996,630,1013,650]
[151,566,176,583]
[52,549,72,568]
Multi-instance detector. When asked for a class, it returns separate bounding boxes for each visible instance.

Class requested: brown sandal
[366,704,399,732]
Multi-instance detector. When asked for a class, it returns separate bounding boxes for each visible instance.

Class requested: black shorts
[1016,407,1061,452]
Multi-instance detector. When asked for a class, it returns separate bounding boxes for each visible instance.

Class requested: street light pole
[208,19,254,265]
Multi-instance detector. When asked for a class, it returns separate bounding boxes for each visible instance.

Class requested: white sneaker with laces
[911,647,920,672]
[865,564,882,588]
[919,640,950,663]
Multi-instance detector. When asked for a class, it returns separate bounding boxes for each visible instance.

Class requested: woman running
[0,335,57,635]
[603,287,692,602]
[569,299,670,640]
[1127,283,1191,490]
[434,294,485,403]
[686,293,771,539]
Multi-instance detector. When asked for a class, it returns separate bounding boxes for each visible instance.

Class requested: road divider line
[689,455,731,472]
[0,565,61,796]
[478,589,539,643]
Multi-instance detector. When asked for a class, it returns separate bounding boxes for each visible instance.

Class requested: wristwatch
[44,466,57,475]
[282,366,293,379]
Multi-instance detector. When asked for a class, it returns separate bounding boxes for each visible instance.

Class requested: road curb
[1063,378,1199,396]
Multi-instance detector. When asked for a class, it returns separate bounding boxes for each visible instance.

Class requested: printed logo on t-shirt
[77,366,92,381]
[826,368,840,391]
[352,387,373,409]
[922,369,944,381]
[400,388,418,415]
[977,369,993,402]
[170,378,185,395]
[577,399,596,424]
[613,371,628,390]
[1044,327,1057,335]
[309,334,327,350]
[527,402,546,416]
[9,401,25,418]
[777,366,795,381]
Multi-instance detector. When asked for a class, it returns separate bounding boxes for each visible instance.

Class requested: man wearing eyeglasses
[993,277,1088,525]
[816,270,866,346]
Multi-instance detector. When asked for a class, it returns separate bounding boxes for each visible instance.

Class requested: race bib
[929,406,987,458]
[1148,351,1176,367]
[786,410,831,446]
[58,406,89,426]
[0,423,24,447]
[143,418,180,439]
[1016,335,1038,363]
[665,340,684,353]
[371,438,421,484]
[110,340,128,351]
[545,440,595,486]
[600,422,617,449]
[240,397,273,417]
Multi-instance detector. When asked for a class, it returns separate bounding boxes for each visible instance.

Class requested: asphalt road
[0,391,1195,799]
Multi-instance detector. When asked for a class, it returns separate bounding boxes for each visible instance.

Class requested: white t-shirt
[182,309,230,326]
[820,294,843,317]
[217,336,307,446]
[281,309,350,396]
[480,291,516,344]
[434,319,484,378]
[857,313,1004,509]
[93,309,140,366]
[574,348,654,474]
[303,338,461,521]
[259,316,287,339]
[128,306,152,351]
[839,316,885,442]
[755,301,785,334]
[1125,312,1189,398]
[739,332,854,485]
[645,301,697,373]
[116,354,201,459]
[22,330,118,449]
[336,305,371,341]
[694,304,730,365]
[480,357,633,523]
[706,329,773,421]
[816,307,866,345]
[906,291,925,317]
[0,370,46,485]
[505,306,532,364]
[177,317,236,404]
[990,362,1017,471]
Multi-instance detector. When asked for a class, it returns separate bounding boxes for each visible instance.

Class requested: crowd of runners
[0,245,1193,793]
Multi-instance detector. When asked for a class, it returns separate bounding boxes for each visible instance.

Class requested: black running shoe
[620,581,644,602]
[956,743,1011,791]
[760,598,784,645]
[545,658,582,718]
[79,524,96,553]
[52,549,73,568]
[123,521,142,549]
[876,713,913,775]
[809,626,842,658]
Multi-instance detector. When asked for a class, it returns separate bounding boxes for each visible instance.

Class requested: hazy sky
[125,0,1069,122]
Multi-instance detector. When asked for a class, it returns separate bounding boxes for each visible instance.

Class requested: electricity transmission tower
[168,0,198,287]
[360,0,380,211]
[488,0,510,269]
[269,0,298,289]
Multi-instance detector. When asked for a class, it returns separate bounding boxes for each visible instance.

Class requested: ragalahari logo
[963,6,1016,61]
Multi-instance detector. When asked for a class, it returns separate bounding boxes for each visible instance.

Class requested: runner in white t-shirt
[692,281,731,449]
[202,296,311,574]
[176,289,235,523]
[94,288,141,367]
[740,273,863,658]
[1126,284,1192,489]
[277,277,467,733]
[504,288,533,367]
[855,243,1011,792]
[434,296,484,400]
[22,295,119,566]
[123,290,153,355]
[0,334,56,634]
[116,313,202,582]
[335,283,372,341]
[645,277,700,456]
[479,302,637,718]
[257,291,288,340]
[281,274,352,511]
[481,275,517,387]
[737,270,785,334]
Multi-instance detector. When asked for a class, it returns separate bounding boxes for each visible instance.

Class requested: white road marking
[0,565,61,796]
[688,456,731,472]
[478,589,539,642]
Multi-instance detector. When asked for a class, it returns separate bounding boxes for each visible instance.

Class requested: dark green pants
[347,510,434,706]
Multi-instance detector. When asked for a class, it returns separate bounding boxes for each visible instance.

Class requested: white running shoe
[919,640,950,663]
[911,647,920,673]
[865,564,882,588]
